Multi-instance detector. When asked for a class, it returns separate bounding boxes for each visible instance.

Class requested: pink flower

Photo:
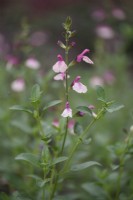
[89,76,104,88]
[52,119,59,128]
[77,49,94,64]
[61,102,72,118]
[71,76,87,93]
[52,54,67,73]
[54,72,66,81]
[54,72,70,81]
[25,57,40,69]
[11,78,25,92]
[112,8,126,20]
[103,71,115,85]
[91,9,106,21]
[96,25,115,39]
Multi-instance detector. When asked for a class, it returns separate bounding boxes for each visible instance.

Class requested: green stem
[60,108,105,175]
[115,131,132,200]
[49,33,70,200]
[60,117,69,154]
[61,118,96,174]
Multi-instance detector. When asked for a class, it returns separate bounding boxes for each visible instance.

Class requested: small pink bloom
[25,57,40,69]
[77,49,94,64]
[71,76,87,93]
[91,9,106,21]
[52,54,67,73]
[54,72,66,81]
[96,25,115,39]
[29,31,48,46]
[112,8,126,20]
[54,72,70,81]
[68,120,75,134]
[52,119,59,128]
[103,71,115,85]
[6,55,19,69]
[89,76,104,88]
[11,78,25,92]
[88,104,95,110]
[61,102,72,118]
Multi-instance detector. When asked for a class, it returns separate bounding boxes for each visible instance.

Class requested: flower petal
[52,61,67,73]
[82,56,94,64]
[72,82,87,93]
[61,108,72,118]
[54,73,64,80]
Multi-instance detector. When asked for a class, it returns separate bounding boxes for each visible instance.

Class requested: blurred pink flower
[112,8,126,20]
[61,102,72,118]
[11,78,25,92]
[89,76,104,88]
[52,118,75,134]
[68,120,75,134]
[52,119,59,128]
[52,55,67,73]
[77,49,94,64]
[88,104,95,110]
[103,70,115,85]
[71,76,87,93]
[6,55,19,69]
[25,57,40,69]
[91,9,106,21]
[29,31,48,46]
[96,25,115,39]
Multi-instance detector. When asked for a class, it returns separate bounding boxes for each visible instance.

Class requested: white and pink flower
[61,102,72,118]
[11,78,25,92]
[25,57,40,69]
[52,54,67,73]
[77,49,94,64]
[54,72,66,81]
[71,76,87,93]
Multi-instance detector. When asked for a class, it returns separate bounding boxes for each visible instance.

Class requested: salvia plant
[9,17,124,200]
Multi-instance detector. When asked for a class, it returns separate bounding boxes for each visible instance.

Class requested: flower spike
[52,54,67,73]
[77,49,94,64]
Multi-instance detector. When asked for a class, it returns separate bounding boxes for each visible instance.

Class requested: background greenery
[0,0,133,199]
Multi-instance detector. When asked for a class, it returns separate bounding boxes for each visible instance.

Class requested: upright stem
[61,118,96,174]
[60,108,105,175]
[49,33,70,199]
[115,131,132,200]
[60,34,69,154]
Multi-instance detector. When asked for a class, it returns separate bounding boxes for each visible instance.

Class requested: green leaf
[28,175,51,188]
[43,100,62,111]
[71,161,101,171]
[30,84,42,103]
[96,86,105,101]
[74,122,83,135]
[82,138,92,145]
[37,178,51,188]
[106,103,124,113]
[10,105,33,114]
[52,156,68,165]
[76,106,92,116]
[15,153,40,167]
[28,174,42,181]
